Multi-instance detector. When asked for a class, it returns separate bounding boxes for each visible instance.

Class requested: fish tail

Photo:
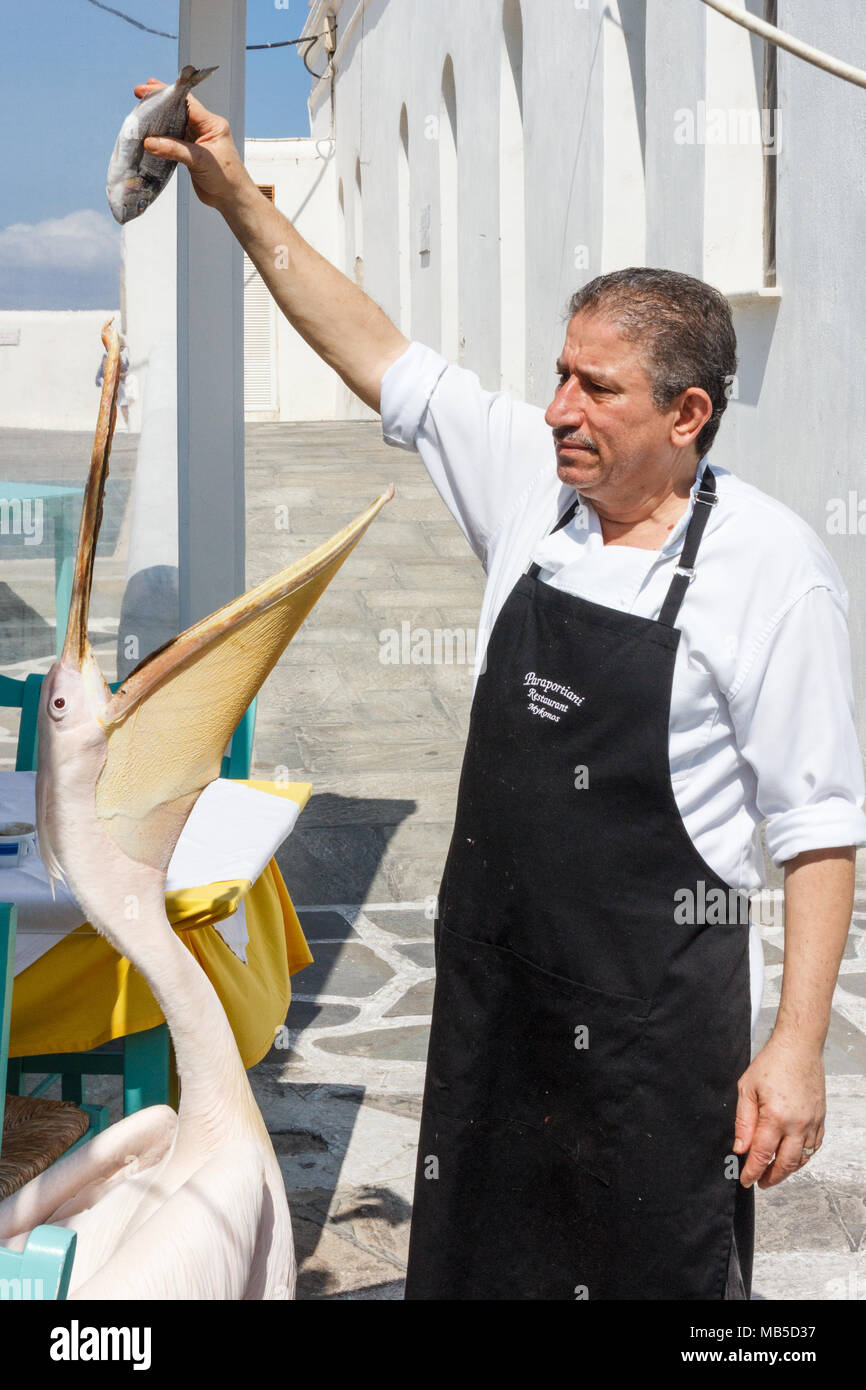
[178,64,219,88]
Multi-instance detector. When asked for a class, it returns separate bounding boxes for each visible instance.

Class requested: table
[2,773,314,1069]
[0,482,85,656]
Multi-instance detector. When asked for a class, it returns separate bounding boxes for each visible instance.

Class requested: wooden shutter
[243,184,278,416]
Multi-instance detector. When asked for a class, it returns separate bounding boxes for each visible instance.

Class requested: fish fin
[179,64,219,87]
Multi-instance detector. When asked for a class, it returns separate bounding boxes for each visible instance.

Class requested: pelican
[0,323,392,1298]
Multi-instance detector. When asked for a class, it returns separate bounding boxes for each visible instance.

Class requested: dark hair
[567,267,737,457]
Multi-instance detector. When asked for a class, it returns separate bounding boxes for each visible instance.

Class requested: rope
[698,0,866,91]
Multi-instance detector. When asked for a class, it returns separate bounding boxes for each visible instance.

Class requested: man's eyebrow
[555,359,618,386]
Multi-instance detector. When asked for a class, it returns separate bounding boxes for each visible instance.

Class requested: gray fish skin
[107,65,218,225]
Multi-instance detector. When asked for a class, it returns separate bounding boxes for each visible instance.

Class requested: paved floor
[1,421,865,1300]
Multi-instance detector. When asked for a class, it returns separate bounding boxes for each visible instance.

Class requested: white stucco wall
[0,310,119,431]
[0,180,176,437]
[244,138,344,421]
[123,140,343,426]
[121,176,178,437]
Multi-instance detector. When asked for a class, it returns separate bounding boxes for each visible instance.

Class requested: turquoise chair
[1,670,256,1118]
[1,902,78,1299]
[0,480,84,659]
[0,1225,76,1301]
[0,673,256,784]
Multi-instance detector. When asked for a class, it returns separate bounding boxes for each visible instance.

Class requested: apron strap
[526,496,582,580]
[657,464,718,628]
[525,465,718,629]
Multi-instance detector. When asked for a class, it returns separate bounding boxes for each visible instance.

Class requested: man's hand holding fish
[135,78,251,212]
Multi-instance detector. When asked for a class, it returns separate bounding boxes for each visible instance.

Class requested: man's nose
[544,377,587,430]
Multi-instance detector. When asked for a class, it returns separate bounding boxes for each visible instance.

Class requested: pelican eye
[48,695,67,720]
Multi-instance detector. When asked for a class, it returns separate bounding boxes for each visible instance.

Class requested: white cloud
[0,209,120,272]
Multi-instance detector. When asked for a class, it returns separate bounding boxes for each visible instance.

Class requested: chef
[142,87,866,1301]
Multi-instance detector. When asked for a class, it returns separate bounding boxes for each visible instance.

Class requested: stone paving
[1,421,865,1300]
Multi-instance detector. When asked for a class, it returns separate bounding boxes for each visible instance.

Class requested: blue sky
[0,0,314,308]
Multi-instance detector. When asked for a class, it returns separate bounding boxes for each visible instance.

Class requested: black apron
[405,465,754,1301]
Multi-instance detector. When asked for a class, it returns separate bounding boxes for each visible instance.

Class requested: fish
[106,65,218,224]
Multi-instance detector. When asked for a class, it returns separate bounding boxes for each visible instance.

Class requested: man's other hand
[733,1032,826,1188]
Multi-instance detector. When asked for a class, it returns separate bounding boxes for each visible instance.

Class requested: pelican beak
[103,485,393,737]
[61,319,120,681]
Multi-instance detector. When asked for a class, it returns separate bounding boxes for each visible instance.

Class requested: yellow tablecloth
[9,782,314,1070]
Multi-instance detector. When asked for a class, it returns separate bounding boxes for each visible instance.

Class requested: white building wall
[0,310,119,431]
[123,139,342,426]
[304,0,632,404]
[122,175,177,437]
[244,139,342,421]
[601,0,646,274]
[702,1,765,292]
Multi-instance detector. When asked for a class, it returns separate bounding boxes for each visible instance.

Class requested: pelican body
[0,324,392,1297]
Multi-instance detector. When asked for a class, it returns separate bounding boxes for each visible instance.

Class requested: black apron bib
[405,466,754,1301]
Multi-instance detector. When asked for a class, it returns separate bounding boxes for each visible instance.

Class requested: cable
[698,0,866,91]
[82,0,176,38]
[80,0,329,58]
[248,37,320,52]
[301,38,328,82]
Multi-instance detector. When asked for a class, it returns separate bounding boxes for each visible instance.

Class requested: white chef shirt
[380,341,866,1028]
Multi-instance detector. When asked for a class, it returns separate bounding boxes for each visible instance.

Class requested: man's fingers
[738,1118,781,1188]
[184,93,231,141]
[796,1125,824,1169]
[732,1084,758,1156]
[758,1132,808,1189]
[185,93,211,123]
[143,136,196,167]
[133,78,167,98]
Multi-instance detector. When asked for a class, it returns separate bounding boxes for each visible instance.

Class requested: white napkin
[165,779,300,890]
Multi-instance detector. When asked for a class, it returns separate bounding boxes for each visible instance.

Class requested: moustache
[555,432,598,453]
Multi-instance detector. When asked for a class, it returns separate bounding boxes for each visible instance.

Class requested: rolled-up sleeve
[380,341,450,452]
[728,584,866,863]
[380,340,554,565]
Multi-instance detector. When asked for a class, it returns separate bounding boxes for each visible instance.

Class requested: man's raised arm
[137,80,409,412]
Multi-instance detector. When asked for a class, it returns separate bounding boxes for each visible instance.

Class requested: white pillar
[177,0,246,626]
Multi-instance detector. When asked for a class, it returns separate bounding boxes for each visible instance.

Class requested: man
[140,81,865,1300]
[96,332,132,428]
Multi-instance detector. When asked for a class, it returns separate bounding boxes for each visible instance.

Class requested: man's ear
[671,387,713,450]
